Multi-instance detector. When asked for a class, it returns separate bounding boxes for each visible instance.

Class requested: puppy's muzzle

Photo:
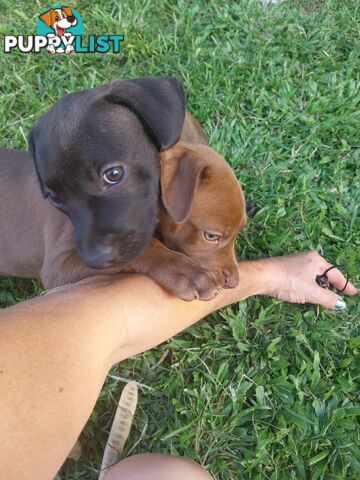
[80,231,149,269]
[223,268,239,289]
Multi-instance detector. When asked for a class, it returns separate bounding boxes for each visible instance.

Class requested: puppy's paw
[150,254,219,301]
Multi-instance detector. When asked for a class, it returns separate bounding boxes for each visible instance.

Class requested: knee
[103,453,213,480]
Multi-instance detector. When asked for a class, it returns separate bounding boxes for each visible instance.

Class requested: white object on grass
[260,0,286,4]
[98,381,138,479]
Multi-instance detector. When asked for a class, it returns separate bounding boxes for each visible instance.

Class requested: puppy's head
[39,7,77,32]
[159,144,247,289]
[28,77,185,268]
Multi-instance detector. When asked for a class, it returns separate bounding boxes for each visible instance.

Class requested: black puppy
[29,76,185,268]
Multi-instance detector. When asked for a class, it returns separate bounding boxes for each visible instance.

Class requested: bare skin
[104,453,214,479]
[0,252,356,480]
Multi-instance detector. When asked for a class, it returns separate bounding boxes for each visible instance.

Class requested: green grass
[1,0,359,478]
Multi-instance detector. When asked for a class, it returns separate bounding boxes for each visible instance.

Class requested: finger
[326,268,358,296]
[309,287,346,310]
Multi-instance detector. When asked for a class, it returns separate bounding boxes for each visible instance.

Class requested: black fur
[28,76,186,268]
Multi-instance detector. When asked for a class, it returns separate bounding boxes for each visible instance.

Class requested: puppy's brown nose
[223,269,239,289]
[68,15,76,23]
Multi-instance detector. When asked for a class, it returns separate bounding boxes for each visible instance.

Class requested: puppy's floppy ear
[63,7,73,16]
[160,145,208,224]
[39,9,54,27]
[104,77,186,151]
[28,126,47,198]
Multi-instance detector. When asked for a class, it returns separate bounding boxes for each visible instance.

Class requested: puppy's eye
[55,15,60,20]
[103,166,125,186]
[203,231,221,242]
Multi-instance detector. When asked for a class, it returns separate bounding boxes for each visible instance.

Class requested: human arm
[0,252,356,480]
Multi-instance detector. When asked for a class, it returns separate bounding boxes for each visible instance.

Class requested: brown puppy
[0,115,246,300]
[157,143,246,290]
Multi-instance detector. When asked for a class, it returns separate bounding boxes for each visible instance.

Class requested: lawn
[0,0,359,478]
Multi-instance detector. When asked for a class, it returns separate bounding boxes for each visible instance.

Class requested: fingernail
[334,297,346,310]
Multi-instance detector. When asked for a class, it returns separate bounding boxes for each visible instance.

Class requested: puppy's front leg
[127,238,219,301]
[42,240,219,300]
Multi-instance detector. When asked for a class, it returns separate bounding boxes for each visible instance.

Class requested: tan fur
[180,112,208,145]
[159,143,246,289]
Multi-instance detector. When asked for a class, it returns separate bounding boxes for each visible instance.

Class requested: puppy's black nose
[80,231,149,269]
[83,251,116,269]
[68,15,76,23]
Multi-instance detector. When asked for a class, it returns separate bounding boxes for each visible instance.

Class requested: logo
[4,5,124,55]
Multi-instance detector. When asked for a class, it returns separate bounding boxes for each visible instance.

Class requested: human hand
[261,251,357,309]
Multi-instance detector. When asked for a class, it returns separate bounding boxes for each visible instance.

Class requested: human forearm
[115,251,357,363]
[114,258,269,362]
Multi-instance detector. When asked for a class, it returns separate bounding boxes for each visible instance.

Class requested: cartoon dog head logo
[36,5,84,54]
[39,6,77,36]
